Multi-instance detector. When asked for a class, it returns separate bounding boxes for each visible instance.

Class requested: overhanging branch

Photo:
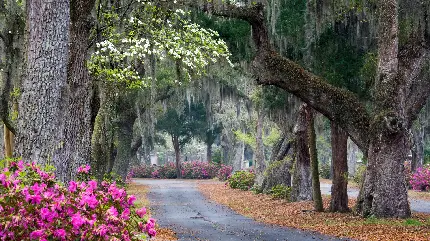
[195,1,371,149]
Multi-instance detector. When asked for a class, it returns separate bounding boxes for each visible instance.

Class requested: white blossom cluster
[88,1,232,88]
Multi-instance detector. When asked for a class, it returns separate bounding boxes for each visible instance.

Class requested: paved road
[135,179,348,241]
[319,183,430,213]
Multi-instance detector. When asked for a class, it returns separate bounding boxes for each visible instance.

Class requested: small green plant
[403,219,423,226]
[227,170,255,190]
[269,184,291,200]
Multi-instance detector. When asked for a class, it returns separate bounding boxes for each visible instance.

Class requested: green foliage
[264,160,284,177]
[233,129,256,149]
[319,162,331,179]
[276,0,306,60]
[103,172,128,187]
[353,164,366,185]
[227,170,256,191]
[212,148,222,164]
[268,184,291,200]
[156,101,207,149]
[193,11,253,62]
[312,28,367,97]
[359,52,377,94]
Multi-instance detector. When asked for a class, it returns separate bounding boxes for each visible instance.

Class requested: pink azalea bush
[132,161,233,180]
[130,165,155,178]
[216,165,233,181]
[0,160,156,240]
[409,164,430,191]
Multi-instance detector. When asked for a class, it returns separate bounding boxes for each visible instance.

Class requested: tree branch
[196,2,371,149]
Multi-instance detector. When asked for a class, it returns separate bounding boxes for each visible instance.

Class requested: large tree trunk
[112,121,134,179]
[206,142,212,163]
[329,122,349,212]
[17,0,70,179]
[53,0,96,182]
[356,0,411,218]
[261,134,293,192]
[308,109,323,211]
[172,135,182,178]
[91,103,115,181]
[254,110,266,187]
[356,125,411,217]
[232,141,245,170]
[291,104,312,202]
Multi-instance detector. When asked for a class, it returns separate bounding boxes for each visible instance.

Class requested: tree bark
[112,120,134,180]
[254,109,266,187]
[261,133,293,193]
[206,142,212,163]
[4,125,13,158]
[411,124,425,171]
[329,122,349,212]
[356,0,411,218]
[291,104,312,202]
[172,135,182,178]
[308,109,323,211]
[53,0,96,182]
[17,0,70,178]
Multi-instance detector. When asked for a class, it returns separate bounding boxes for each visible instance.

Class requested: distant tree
[156,102,206,177]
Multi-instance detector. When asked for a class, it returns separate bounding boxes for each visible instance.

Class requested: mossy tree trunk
[329,122,349,212]
[291,104,312,202]
[112,120,134,179]
[254,109,266,187]
[308,108,323,211]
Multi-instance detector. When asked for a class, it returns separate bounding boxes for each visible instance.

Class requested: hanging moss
[311,28,368,98]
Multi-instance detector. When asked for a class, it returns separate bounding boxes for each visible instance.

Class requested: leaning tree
[190,0,430,218]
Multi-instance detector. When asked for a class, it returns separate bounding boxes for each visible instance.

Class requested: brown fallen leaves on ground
[198,183,430,241]
[128,183,178,241]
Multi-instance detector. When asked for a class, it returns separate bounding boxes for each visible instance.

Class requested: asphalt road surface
[134,179,349,241]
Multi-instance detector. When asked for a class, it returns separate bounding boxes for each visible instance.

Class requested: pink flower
[136,207,146,218]
[69,181,78,193]
[127,195,136,205]
[80,194,99,209]
[54,229,66,239]
[148,228,157,237]
[88,180,97,191]
[30,230,44,239]
[120,208,130,220]
[77,165,91,174]
[107,206,118,217]
[71,213,85,229]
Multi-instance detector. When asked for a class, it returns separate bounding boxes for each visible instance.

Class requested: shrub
[319,162,331,179]
[157,162,177,179]
[227,170,255,190]
[410,165,430,191]
[181,161,216,179]
[140,161,233,180]
[269,184,291,199]
[131,164,155,178]
[353,164,366,185]
[217,165,233,181]
[0,160,156,240]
